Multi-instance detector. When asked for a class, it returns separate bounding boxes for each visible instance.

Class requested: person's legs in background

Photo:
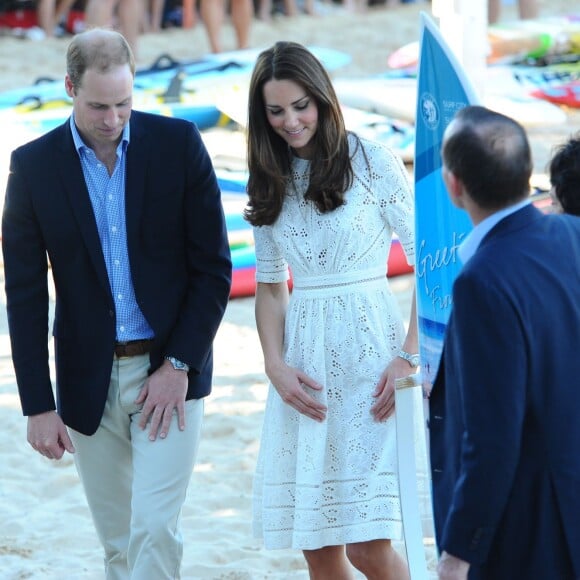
[518,0,538,20]
[231,0,253,49]
[36,0,56,37]
[84,0,142,56]
[200,0,252,53]
[489,0,539,24]
[200,0,224,52]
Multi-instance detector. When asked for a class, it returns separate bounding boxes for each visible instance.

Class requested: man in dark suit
[429,105,580,580]
[2,28,232,578]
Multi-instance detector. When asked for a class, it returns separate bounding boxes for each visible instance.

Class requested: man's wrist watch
[165,356,190,373]
[398,349,420,368]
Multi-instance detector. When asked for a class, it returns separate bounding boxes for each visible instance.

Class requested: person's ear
[64,75,75,98]
[442,166,464,208]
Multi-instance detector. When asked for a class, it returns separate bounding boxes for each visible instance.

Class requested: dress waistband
[291,266,387,297]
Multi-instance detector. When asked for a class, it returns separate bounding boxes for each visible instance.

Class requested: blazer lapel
[124,113,149,250]
[56,122,112,300]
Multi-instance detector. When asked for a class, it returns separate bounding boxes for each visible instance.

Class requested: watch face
[399,351,419,367]
[167,357,188,371]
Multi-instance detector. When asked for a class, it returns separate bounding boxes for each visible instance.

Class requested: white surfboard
[213,84,417,162]
[333,73,567,128]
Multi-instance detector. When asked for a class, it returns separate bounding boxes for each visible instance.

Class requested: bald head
[66,28,135,93]
[442,106,532,211]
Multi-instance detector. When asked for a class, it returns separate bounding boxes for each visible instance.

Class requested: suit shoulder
[131,109,197,137]
[551,213,580,233]
[12,122,67,162]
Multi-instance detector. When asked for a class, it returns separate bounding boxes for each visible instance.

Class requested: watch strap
[165,356,190,373]
[398,349,420,367]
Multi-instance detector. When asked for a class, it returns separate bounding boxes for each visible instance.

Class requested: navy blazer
[429,205,580,579]
[2,111,232,435]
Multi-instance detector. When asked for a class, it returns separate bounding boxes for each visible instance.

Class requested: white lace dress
[252,136,415,550]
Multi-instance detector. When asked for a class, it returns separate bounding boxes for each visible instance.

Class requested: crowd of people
[2,12,579,580]
[9,0,540,58]
[12,0,425,51]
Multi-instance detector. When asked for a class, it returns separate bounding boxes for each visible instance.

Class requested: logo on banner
[420,92,440,130]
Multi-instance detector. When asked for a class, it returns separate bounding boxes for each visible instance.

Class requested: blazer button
[109,310,114,317]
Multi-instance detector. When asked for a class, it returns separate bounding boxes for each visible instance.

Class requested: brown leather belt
[114,339,153,358]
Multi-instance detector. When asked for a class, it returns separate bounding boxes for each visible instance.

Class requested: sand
[0,1,578,578]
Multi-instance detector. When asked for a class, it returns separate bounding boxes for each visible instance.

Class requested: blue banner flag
[414,12,480,389]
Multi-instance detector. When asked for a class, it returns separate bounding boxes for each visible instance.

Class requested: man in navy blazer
[429,105,580,580]
[2,29,232,578]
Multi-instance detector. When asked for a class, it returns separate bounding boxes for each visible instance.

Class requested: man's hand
[437,551,470,580]
[136,360,188,441]
[28,411,75,460]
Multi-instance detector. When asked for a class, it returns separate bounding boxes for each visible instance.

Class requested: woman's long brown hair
[245,41,355,226]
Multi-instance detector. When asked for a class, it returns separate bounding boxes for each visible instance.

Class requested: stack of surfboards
[530,78,580,108]
[0,46,352,137]
[332,69,568,129]
[387,14,580,70]
[208,127,414,299]
[378,14,580,125]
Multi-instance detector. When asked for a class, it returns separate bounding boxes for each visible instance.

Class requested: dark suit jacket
[2,111,232,436]
[429,205,580,579]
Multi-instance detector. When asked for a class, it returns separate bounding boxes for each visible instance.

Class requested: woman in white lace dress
[245,41,418,579]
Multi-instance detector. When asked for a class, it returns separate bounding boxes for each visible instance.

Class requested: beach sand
[0,1,578,578]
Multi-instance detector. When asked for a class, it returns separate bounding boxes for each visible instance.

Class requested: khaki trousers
[69,354,203,580]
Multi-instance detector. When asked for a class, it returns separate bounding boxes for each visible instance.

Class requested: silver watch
[165,356,190,373]
[398,350,420,368]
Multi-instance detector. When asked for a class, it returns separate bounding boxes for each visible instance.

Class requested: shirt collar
[458,198,531,265]
[69,114,130,156]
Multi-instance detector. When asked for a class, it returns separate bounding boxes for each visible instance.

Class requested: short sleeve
[253,225,290,283]
[359,139,415,266]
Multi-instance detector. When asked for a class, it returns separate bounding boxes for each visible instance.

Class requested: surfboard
[134,46,351,93]
[0,46,349,113]
[489,61,580,92]
[530,79,580,108]
[207,45,352,71]
[213,83,418,161]
[388,15,580,71]
[400,15,480,574]
[414,11,479,390]
[343,105,416,163]
[0,54,246,111]
[213,134,413,299]
[333,76,418,122]
[0,87,236,135]
[333,71,567,128]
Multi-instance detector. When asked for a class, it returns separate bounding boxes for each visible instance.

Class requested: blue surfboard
[414,13,480,389]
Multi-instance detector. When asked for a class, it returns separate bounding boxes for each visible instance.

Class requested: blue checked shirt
[70,117,154,342]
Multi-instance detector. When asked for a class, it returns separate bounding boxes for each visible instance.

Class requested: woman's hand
[267,362,327,422]
[370,355,416,422]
